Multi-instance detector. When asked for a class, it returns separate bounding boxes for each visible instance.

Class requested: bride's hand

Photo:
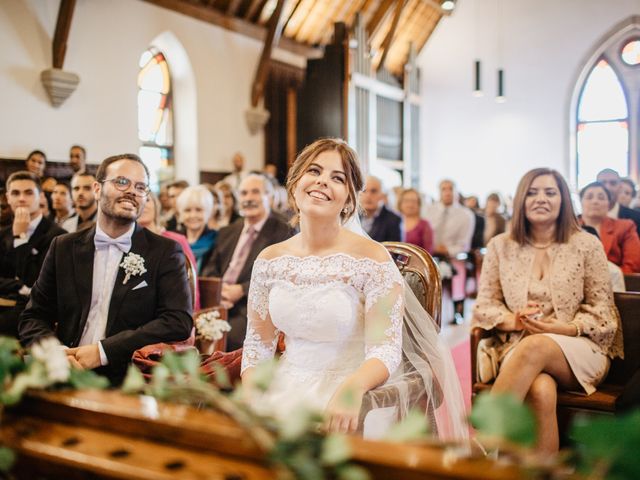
[324,382,365,434]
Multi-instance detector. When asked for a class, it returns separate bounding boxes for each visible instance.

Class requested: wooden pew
[1,389,525,479]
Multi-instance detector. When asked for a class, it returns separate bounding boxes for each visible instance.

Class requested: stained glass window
[137,47,173,189]
[576,58,629,187]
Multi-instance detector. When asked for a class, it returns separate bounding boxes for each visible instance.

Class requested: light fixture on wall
[473,60,483,97]
[496,69,506,103]
[442,0,456,11]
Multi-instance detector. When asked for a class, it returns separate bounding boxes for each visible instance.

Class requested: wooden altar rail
[1,390,526,479]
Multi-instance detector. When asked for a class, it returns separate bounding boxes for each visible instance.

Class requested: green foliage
[384,408,430,442]
[571,409,640,480]
[68,368,110,390]
[0,446,15,472]
[320,434,351,465]
[469,391,537,448]
[121,365,146,394]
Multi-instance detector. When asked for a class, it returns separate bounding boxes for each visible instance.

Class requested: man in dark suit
[597,168,640,235]
[19,154,192,384]
[359,176,402,242]
[0,171,65,336]
[202,174,292,350]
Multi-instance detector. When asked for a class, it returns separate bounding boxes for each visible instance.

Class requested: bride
[241,138,466,439]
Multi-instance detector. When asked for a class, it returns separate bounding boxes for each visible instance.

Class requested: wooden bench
[471,292,640,430]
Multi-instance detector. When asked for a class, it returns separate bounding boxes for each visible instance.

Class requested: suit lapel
[106,225,148,335]
[238,216,273,281]
[600,218,615,255]
[73,226,97,337]
[221,221,244,274]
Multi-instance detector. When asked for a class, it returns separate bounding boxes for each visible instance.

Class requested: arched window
[138,47,174,189]
[574,21,640,188]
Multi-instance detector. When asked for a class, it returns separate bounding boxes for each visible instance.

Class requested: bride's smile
[295,150,349,218]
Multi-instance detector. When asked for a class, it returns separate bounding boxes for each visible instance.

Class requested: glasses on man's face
[102,176,150,197]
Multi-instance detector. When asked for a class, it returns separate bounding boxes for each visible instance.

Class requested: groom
[19,154,192,384]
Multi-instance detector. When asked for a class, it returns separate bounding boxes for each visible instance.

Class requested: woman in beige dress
[473,168,623,454]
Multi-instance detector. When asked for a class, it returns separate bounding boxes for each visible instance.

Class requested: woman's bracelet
[569,321,581,337]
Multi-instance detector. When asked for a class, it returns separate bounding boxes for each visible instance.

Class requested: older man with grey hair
[359,176,403,243]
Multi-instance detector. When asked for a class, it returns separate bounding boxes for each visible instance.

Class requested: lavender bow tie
[94,232,131,253]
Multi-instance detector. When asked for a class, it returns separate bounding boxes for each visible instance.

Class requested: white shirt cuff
[98,341,109,366]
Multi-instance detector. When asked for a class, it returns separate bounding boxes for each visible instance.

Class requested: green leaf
[469,392,536,447]
[0,446,15,472]
[160,351,182,375]
[1,362,49,405]
[279,405,316,441]
[68,368,110,390]
[121,365,146,394]
[180,349,201,379]
[252,359,277,392]
[570,409,640,480]
[337,464,371,480]
[320,434,351,466]
[151,363,170,399]
[213,362,231,389]
[384,408,430,442]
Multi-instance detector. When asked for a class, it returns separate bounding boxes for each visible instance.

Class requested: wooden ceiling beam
[141,0,320,57]
[244,0,268,21]
[251,0,286,106]
[376,0,405,72]
[52,0,76,69]
[366,0,395,39]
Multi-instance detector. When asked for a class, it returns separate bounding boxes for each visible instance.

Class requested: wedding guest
[397,188,433,252]
[19,154,192,384]
[138,192,200,309]
[0,171,65,336]
[214,181,240,227]
[25,150,46,178]
[483,192,507,245]
[202,184,225,231]
[0,190,13,228]
[176,185,217,274]
[202,174,292,350]
[618,177,636,209]
[579,181,640,274]
[63,173,98,232]
[596,168,640,235]
[165,180,189,232]
[69,145,87,174]
[473,168,622,454]
[51,182,75,227]
[359,176,402,242]
[222,152,248,190]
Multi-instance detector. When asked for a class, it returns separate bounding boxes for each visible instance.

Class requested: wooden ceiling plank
[306,0,343,45]
[52,0,76,69]
[366,0,394,38]
[292,0,322,43]
[251,0,287,106]
[141,0,320,57]
[376,0,405,72]
[226,0,243,16]
[284,0,314,37]
[281,0,303,33]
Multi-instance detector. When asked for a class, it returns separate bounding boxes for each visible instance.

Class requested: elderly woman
[176,185,217,273]
[139,192,200,309]
[397,188,433,252]
[214,181,240,227]
[473,168,623,454]
[580,181,640,274]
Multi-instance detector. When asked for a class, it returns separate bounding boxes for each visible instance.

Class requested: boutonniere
[120,252,147,285]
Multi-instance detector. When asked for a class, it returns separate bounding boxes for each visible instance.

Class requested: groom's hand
[222,283,244,307]
[66,344,101,370]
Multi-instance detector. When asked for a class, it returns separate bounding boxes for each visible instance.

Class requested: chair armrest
[470,326,495,385]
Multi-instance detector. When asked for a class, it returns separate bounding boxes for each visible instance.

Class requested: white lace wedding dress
[241,253,404,420]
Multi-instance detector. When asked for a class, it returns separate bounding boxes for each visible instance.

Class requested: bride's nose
[315,176,328,186]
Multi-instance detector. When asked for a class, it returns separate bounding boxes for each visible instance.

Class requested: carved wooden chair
[356,242,443,434]
[470,292,640,440]
[624,273,640,292]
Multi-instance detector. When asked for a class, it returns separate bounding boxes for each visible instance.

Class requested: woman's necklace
[527,238,554,249]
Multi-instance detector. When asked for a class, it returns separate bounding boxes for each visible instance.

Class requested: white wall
[0,0,269,181]
[418,0,640,202]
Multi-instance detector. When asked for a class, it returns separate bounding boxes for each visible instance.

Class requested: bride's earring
[342,205,350,215]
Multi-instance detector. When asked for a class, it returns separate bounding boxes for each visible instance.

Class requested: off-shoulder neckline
[255,252,394,266]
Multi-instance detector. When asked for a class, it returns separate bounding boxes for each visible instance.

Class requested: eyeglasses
[101,176,150,197]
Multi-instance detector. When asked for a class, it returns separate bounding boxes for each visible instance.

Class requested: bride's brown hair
[286,138,364,227]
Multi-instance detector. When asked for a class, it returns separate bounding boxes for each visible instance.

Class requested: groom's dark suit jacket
[202,213,292,350]
[19,224,193,383]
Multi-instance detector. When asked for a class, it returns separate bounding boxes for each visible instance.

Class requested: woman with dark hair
[580,181,640,274]
[214,181,240,227]
[241,138,466,438]
[397,188,433,253]
[473,168,622,454]
[483,192,507,244]
[618,177,637,208]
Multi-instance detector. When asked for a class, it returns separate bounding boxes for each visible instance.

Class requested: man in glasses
[19,154,192,384]
[596,168,640,236]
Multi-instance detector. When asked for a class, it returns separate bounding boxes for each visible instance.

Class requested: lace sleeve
[362,262,404,375]
[241,260,279,373]
[472,238,514,329]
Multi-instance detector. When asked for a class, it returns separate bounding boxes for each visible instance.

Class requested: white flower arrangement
[120,252,147,285]
[195,310,231,342]
[30,336,70,384]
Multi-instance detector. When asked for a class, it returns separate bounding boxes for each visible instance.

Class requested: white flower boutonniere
[120,252,147,285]
[195,310,231,341]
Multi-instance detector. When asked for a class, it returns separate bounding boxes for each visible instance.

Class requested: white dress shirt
[13,214,43,248]
[423,202,475,257]
[78,223,135,365]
